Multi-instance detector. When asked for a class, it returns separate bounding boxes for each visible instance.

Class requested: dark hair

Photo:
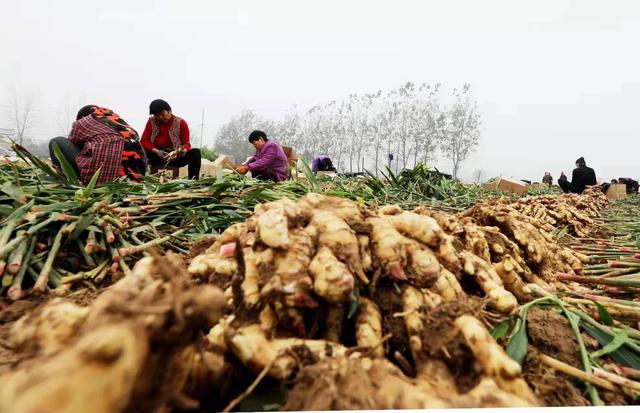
[576,156,586,166]
[149,99,172,115]
[248,130,268,143]
[319,157,336,172]
[76,105,97,120]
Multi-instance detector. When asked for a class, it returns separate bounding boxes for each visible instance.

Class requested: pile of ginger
[0,191,607,411]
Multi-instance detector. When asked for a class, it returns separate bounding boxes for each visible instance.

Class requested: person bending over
[558,157,596,194]
[49,105,146,185]
[141,99,201,179]
[235,130,289,182]
[312,155,337,173]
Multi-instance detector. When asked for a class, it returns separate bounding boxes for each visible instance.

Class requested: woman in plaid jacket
[48,105,147,185]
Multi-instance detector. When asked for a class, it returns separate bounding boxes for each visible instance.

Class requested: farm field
[0,147,639,411]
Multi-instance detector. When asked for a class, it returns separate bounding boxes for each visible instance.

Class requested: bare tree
[10,92,34,145]
[440,84,481,179]
[57,94,76,135]
[472,169,486,184]
[211,81,482,178]
[214,110,269,163]
[271,106,303,148]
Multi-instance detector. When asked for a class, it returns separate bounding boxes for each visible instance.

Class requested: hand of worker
[155,149,167,159]
[236,165,249,174]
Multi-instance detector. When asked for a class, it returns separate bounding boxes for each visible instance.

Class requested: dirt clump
[190,235,218,258]
[600,390,632,406]
[0,300,40,324]
[419,298,483,393]
[523,308,591,407]
[282,356,447,410]
[523,347,589,406]
[420,298,481,354]
[526,307,581,367]
[283,355,538,410]
[371,283,413,369]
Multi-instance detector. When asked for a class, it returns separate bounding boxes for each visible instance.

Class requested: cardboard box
[0,157,27,166]
[177,159,221,178]
[482,177,528,195]
[213,155,236,169]
[282,146,298,161]
[606,183,627,201]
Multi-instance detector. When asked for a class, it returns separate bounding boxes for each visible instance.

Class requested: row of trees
[214,82,482,178]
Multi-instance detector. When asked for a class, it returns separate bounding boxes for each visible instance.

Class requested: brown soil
[600,390,632,406]
[189,235,217,258]
[0,299,42,374]
[0,299,40,324]
[282,357,378,411]
[524,308,590,407]
[419,298,484,393]
[527,308,581,368]
[524,347,589,407]
[63,288,102,307]
[371,283,413,373]
[208,272,232,291]
[282,356,430,410]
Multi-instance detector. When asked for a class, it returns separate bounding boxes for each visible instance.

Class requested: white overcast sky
[1,0,639,182]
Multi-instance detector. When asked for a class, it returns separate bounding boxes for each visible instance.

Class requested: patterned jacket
[69,115,145,184]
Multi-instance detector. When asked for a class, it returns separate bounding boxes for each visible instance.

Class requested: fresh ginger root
[356,297,385,357]
[2,254,227,413]
[309,246,355,303]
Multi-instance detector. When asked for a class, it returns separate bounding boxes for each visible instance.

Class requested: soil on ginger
[527,308,582,367]
[419,298,484,393]
[371,283,414,374]
[189,236,218,258]
[281,357,402,411]
[0,289,102,373]
[524,308,589,407]
[0,299,41,374]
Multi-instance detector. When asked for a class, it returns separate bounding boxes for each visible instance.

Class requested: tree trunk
[374,133,380,177]
[387,137,391,172]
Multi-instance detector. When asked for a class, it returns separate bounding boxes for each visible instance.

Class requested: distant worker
[235,130,289,182]
[48,105,146,185]
[558,156,597,194]
[311,155,337,173]
[541,172,553,185]
[618,177,639,194]
[140,99,201,179]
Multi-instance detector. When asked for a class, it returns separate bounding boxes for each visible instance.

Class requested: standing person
[235,130,288,182]
[311,155,337,173]
[140,99,201,179]
[541,172,553,185]
[558,156,597,194]
[48,105,146,185]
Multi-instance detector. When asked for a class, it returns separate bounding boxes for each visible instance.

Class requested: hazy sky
[1,0,639,182]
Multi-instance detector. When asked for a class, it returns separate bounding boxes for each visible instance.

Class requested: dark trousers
[558,177,581,194]
[252,168,279,182]
[146,148,201,179]
[49,136,81,178]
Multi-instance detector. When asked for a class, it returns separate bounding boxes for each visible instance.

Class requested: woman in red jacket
[140,99,201,179]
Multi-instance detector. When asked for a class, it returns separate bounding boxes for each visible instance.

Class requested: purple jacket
[246,140,289,181]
